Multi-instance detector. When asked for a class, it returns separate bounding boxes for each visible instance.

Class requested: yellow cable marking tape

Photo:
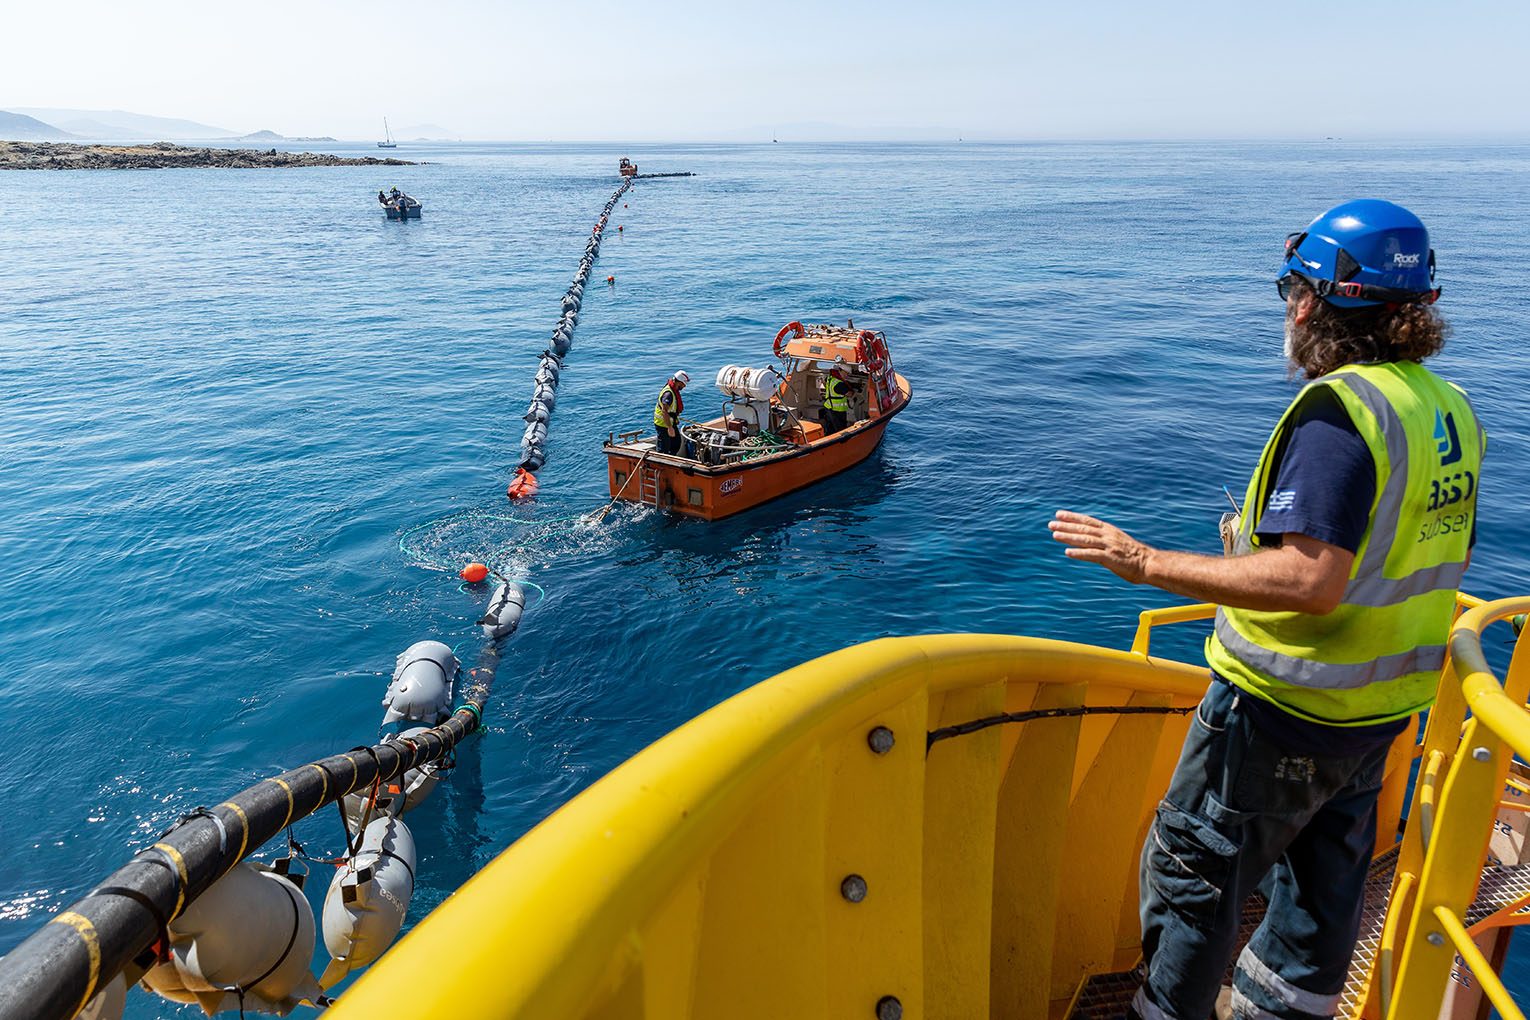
[218,801,250,861]
[271,778,296,828]
[51,911,100,1016]
[152,842,189,918]
[305,763,329,803]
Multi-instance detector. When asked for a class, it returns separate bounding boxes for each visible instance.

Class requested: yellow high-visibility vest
[1206,361,1485,725]
[823,376,849,413]
[654,384,681,428]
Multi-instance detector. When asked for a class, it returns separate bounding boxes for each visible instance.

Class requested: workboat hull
[605,372,910,520]
[385,205,421,220]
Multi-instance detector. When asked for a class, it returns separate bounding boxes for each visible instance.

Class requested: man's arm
[1047,510,1353,615]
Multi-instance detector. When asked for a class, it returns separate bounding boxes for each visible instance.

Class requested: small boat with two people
[378,187,421,219]
[619,157,637,177]
[603,320,911,520]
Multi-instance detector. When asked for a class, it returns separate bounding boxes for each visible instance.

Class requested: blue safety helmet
[1279,199,1440,309]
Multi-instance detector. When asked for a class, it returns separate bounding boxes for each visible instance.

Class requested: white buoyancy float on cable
[78,973,127,1020]
[380,640,457,727]
[478,581,526,640]
[140,862,321,1016]
[319,813,417,989]
[716,365,783,401]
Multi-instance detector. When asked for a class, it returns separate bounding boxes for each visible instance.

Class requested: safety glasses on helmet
[1278,232,1440,306]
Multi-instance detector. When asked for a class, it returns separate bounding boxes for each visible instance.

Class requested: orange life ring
[773,320,806,359]
[856,330,888,375]
[870,333,890,371]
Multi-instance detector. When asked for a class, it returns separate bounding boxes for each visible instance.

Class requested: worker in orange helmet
[653,370,689,455]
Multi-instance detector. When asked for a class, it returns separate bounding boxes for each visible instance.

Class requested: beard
[1284,316,1297,362]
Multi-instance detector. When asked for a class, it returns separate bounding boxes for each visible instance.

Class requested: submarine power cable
[0,168,695,1020]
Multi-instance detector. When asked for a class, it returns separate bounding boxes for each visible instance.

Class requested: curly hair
[1286,276,1451,380]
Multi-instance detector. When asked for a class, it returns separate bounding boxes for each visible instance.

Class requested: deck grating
[1066,847,1401,1020]
[1065,846,1530,1019]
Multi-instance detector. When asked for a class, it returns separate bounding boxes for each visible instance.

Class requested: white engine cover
[731,399,772,433]
[715,365,781,401]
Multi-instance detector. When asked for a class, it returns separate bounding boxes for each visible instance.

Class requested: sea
[1,141,1528,1016]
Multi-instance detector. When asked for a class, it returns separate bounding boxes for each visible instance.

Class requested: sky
[6,0,1530,142]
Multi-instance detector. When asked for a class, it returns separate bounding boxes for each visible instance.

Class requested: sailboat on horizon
[377,118,397,149]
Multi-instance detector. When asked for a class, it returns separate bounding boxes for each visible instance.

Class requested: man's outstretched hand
[1048,510,1153,584]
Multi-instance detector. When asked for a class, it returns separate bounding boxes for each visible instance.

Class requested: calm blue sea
[2,141,1528,1015]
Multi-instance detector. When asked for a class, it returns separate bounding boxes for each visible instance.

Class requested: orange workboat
[603,321,911,520]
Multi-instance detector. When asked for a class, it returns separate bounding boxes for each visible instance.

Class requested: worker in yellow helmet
[1050,200,1482,1020]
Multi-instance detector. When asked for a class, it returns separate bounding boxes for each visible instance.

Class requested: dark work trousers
[1132,681,1390,1020]
[819,407,848,435]
[656,426,681,455]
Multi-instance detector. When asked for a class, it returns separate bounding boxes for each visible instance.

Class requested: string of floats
[508,176,632,499]
[0,172,678,1020]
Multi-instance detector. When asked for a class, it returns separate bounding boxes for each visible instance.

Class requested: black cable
[926,704,1194,751]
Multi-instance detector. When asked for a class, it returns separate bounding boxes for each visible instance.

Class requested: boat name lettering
[720,478,744,496]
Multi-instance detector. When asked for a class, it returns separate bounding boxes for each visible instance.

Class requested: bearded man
[1049,199,1485,1020]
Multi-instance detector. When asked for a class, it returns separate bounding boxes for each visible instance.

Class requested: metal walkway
[1067,845,1530,1020]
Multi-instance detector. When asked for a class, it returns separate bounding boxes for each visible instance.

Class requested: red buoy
[506,467,540,500]
[460,562,489,584]
[606,275,615,284]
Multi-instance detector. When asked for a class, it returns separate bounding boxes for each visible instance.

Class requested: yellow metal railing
[1130,602,1217,658]
[330,632,1221,1020]
[1385,596,1530,1020]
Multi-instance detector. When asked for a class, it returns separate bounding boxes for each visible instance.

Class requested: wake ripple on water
[5,142,1530,1013]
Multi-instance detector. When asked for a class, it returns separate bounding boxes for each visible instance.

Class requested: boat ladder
[638,463,665,508]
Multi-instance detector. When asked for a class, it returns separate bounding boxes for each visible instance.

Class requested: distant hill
[0,110,76,141]
[13,108,236,140]
[226,130,340,143]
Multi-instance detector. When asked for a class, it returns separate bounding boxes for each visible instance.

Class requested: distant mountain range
[0,107,455,143]
[0,110,77,140]
[10,107,237,140]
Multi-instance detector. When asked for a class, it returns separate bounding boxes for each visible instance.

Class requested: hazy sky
[7,0,1530,141]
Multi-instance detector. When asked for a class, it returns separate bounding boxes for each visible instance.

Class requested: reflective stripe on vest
[823,376,849,412]
[653,384,680,427]
[1205,361,1484,725]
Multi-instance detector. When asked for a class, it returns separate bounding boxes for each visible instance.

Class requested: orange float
[459,562,490,584]
[506,468,539,500]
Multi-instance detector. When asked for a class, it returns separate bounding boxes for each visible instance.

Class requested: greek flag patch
[1265,490,1296,513]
